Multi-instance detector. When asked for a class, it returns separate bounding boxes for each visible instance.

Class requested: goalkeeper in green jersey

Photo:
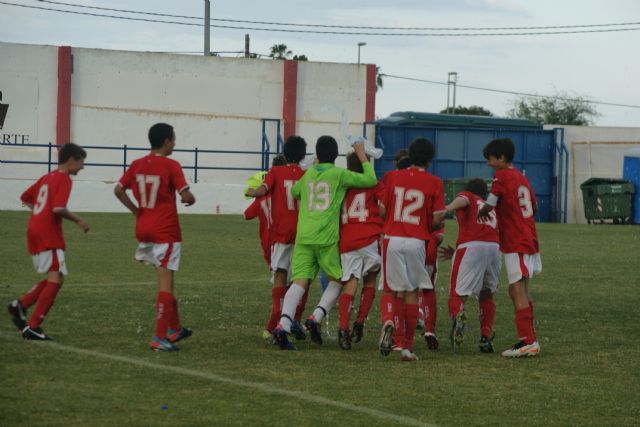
[272,135,377,350]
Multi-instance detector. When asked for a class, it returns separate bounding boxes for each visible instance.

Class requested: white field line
[0,332,438,427]
[1,278,269,288]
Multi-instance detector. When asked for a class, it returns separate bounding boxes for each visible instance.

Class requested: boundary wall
[545,125,640,223]
[0,42,376,214]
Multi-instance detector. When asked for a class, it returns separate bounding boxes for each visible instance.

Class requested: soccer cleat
[290,320,307,341]
[400,349,418,362]
[378,320,395,357]
[150,336,177,352]
[8,300,27,331]
[479,333,496,353]
[305,317,323,345]
[501,340,540,358]
[22,326,52,341]
[424,332,439,350]
[450,311,467,353]
[273,327,296,351]
[338,329,351,350]
[167,327,192,344]
[351,321,364,343]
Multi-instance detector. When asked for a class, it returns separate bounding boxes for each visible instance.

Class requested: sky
[1,0,639,127]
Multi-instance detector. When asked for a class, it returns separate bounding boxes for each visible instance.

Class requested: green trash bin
[579,178,635,224]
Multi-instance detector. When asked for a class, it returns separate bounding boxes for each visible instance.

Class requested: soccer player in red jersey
[114,123,196,352]
[244,155,286,268]
[336,152,385,350]
[478,138,542,357]
[246,137,307,340]
[378,138,446,361]
[439,178,501,353]
[8,143,90,340]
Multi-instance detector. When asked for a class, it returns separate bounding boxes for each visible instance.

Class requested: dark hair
[58,142,87,164]
[148,123,174,149]
[316,135,339,163]
[408,137,435,167]
[283,136,307,163]
[346,152,365,173]
[465,178,488,199]
[483,138,515,163]
[394,148,409,164]
[272,154,287,167]
[396,156,411,170]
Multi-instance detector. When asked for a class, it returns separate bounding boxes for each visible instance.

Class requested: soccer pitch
[1,211,639,426]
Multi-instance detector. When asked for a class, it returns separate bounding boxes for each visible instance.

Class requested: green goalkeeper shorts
[291,242,342,282]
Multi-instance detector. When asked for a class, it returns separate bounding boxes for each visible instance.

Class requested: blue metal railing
[0,142,283,183]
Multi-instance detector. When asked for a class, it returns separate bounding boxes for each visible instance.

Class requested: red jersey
[244,195,272,266]
[21,170,72,254]
[381,167,445,241]
[262,164,304,244]
[118,153,189,243]
[454,191,499,246]
[339,182,385,253]
[489,167,539,254]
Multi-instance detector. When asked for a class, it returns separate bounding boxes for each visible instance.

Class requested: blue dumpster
[622,147,640,224]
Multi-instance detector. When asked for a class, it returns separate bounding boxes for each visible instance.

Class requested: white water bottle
[348,135,383,159]
[299,155,317,170]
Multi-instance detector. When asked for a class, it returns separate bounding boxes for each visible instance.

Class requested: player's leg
[478,245,500,353]
[305,243,343,345]
[8,278,47,331]
[273,244,315,350]
[502,253,539,357]
[401,290,419,362]
[338,275,358,350]
[266,243,292,336]
[352,270,377,343]
[23,250,68,340]
[422,287,438,350]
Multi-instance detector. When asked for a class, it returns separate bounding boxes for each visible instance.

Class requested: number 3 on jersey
[518,185,534,218]
[135,174,161,208]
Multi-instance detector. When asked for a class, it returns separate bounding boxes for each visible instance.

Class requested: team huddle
[246,134,542,360]
[7,122,541,359]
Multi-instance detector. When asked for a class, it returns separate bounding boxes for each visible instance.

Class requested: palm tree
[376,66,384,92]
[269,44,292,60]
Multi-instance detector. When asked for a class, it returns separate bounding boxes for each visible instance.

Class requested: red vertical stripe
[282,60,298,140]
[449,247,467,297]
[365,64,376,122]
[56,46,72,147]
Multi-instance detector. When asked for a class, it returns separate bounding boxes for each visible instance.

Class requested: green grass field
[1,211,639,426]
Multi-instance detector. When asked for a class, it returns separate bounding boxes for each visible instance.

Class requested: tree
[376,66,383,92]
[292,54,308,61]
[269,44,292,60]
[439,105,493,116]
[507,92,600,125]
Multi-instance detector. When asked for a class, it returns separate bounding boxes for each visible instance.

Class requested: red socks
[356,286,376,324]
[20,279,48,309]
[423,289,437,333]
[403,303,419,352]
[338,293,354,330]
[392,297,405,347]
[28,281,62,329]
[448,294,465,320]
[515,306,536,344]
[294,287,309,322]
[380,292,394,325]
[479,298,496,337]
[155,291,174,340]
[168,294,181,331]
[266,286,287,332]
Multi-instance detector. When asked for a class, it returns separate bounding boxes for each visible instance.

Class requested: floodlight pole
[204,0,210,56]
[357,42,366,65]
[447,72,458,114]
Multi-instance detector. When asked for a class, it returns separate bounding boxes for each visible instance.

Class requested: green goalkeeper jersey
[292,161,377,245]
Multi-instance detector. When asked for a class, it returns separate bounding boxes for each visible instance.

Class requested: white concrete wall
[546,124,640,223]
[0,42,369,213]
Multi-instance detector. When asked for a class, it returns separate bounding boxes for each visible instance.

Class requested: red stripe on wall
[365,64,377,122]
[56,46,72,147]
[282,60,298,140]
